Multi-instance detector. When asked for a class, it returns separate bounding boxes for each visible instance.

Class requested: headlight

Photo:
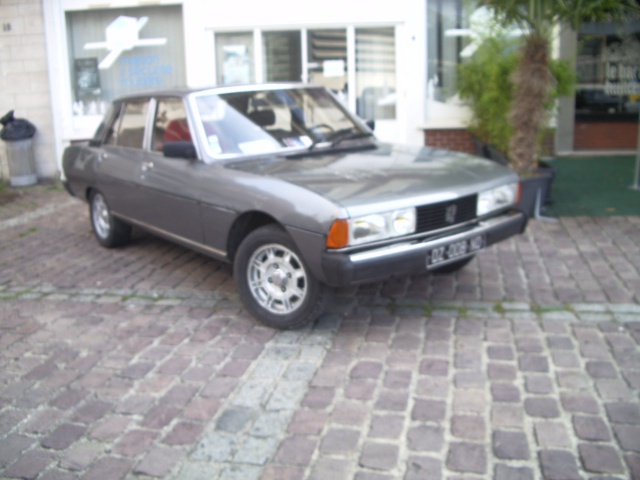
[326,208,417,248]
[477,182,518,217]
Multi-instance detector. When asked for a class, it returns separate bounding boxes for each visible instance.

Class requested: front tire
[233,225,330,329]
[89,191,131,248]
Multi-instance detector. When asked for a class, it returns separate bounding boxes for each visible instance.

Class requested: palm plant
[479,0,639,175]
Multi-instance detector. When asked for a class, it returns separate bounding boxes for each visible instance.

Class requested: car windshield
[193,87,370,157]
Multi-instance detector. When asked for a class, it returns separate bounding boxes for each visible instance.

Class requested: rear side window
[104,100,150,148]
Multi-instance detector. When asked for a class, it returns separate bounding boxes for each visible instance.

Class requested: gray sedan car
[62,84,527,329]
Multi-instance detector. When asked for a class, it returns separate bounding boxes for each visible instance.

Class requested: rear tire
[233,225,331,329]
[89,191,131,248]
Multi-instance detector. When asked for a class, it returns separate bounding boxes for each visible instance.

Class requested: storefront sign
[604,37,640,96]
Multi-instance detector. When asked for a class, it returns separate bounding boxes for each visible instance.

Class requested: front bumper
[321,210,527,287]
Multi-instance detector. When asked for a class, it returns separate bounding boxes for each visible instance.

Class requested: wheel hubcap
[92,194,111,239]
[247,244,307,315]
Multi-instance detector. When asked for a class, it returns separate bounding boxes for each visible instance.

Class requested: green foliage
[474,0,638,173]
[457,35,518,153]
[478,0,640,35]
[457,35,576,155]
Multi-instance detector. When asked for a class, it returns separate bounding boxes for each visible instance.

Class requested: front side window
[152,97,190,152]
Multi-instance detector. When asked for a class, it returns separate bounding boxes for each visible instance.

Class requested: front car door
[133,96,204,244]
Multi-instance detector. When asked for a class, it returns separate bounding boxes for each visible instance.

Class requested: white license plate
[427,235,485,268]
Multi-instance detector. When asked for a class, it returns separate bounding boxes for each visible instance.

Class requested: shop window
[307,29,347,92]
[426,0,480,103]
[66,5,185,119]
[355,27,396,121]
[263,31,302,82]
[575,23,640,120]
[216,32,255,85]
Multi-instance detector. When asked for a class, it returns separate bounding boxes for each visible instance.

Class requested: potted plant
[475,0,639,215]
[457,33,574,215]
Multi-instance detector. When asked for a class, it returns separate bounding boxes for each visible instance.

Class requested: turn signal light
[326,219,349,248]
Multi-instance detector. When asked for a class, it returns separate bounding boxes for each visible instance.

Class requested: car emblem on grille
[445,204,458,224]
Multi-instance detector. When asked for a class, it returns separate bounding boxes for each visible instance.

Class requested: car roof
[113,83,319,103]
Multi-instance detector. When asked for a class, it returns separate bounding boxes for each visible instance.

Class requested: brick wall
[0,0,56,181]
[423,129,476,155]
[424,128,559,159]
[574,121,638,150]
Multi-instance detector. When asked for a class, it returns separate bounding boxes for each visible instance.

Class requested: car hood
[223,144,518,214]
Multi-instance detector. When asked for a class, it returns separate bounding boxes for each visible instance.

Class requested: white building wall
[0,0,56,180]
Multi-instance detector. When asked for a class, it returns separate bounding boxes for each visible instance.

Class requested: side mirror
[366,119,375,132]
[163,141,197,159]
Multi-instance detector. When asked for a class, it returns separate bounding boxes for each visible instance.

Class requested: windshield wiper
[308,127,373,151]
[330,130,374,147]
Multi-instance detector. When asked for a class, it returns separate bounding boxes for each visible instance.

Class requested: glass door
[305,29,348,101]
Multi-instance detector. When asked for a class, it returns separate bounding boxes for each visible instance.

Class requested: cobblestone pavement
[0,186,639,479]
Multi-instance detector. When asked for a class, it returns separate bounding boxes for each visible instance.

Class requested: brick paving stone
[613,424,640,452]
[0,434,34,467]
[446,442,486,474]
[451,414,485,440]
[359,442,399,471]
[491,383,520,402]
[524,374,554,394]
[320,428,360,455]
[452,389,485,413]
[288,410,328,435]
[412,399,446,422]
[579,443,624,474]
[539,449,581,480]
[135,445,185,477]
[573,415,612,441]
[41,423,86,450]
[519,354,550,372]
[560,392,600,414]
[163,421,205,445]
[491,404,525,429]
[407,424,444,452]
[586,360,618,379]
[369,415,404,439]
[494,464,535,480]
[404,455,442,480]
[492,430,530,460]
[113,430,158,456]
[534,420,572,448]
[81,456,133,480]
[605,402,640,424]
[308,458,350,480]
[525,397,561,419]
[3,449,55,480]
[625,452,640,480]
[274,436,317,466]
[60,442,103,471]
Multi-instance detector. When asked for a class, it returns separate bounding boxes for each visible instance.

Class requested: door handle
[141,161,154,172]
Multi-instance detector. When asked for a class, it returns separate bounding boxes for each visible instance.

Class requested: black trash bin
[1,110,37,187]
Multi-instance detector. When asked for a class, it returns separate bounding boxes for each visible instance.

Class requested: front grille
[416,194,477,233]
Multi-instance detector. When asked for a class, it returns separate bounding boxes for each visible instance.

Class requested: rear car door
[97,98,150,221]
